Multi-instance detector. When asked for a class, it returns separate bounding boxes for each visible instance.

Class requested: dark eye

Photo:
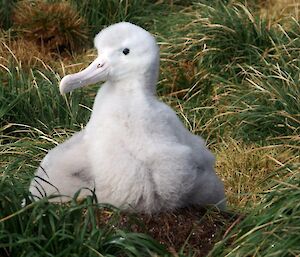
[122,48,130,55]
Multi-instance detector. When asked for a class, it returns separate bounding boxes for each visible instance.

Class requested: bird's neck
[90,74,157,116]
[89,74,157,124]
[105,72,158,96]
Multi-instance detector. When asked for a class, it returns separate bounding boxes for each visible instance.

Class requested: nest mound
[99,206,237,257]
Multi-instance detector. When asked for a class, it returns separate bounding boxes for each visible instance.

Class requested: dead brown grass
[0,35,52,69]
[0,30,97,73]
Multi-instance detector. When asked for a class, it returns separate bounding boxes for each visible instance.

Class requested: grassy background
[1,0,299,256]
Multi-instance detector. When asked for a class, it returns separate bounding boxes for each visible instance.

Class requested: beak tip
[59,83,66,95]
[59,89,65,95]
[59,76,70,95]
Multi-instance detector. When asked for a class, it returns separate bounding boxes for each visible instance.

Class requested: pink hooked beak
[59,57,108,94]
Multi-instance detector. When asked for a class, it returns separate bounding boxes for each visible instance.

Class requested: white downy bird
[29,22,226,213]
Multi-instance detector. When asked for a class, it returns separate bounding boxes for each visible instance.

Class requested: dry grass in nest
[12,0,89,54]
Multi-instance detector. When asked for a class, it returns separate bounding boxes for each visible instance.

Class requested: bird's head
[59,22,159,94]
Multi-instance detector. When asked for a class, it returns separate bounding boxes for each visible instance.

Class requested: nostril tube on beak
[97,63,104,68]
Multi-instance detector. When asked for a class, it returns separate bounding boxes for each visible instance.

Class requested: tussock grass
[195,2,276,79]
[222,61,300,142]
[0,34,52,69]
[12,0,89,54]
[260,0,300,22]
[160,2,300,143]
[0,179,167,257]
[210,172,300,256]
[70,0,147,36]
[0,64,93,132]
[0,0,17,30]
[214,139,299,209]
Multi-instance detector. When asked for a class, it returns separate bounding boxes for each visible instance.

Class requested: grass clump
[172,2,300,142]
[70,0,147,36]
[224,62,300,142]
[12,0,89,54]
[215,139,299,208]
[0,64,92,132]
[210,172,300,256]
[145,2,299,143]
[0,33,52,68]
[196,2,276,79]
[0,175,168,257]
[0,0,17,30]
[259,0,300,22]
